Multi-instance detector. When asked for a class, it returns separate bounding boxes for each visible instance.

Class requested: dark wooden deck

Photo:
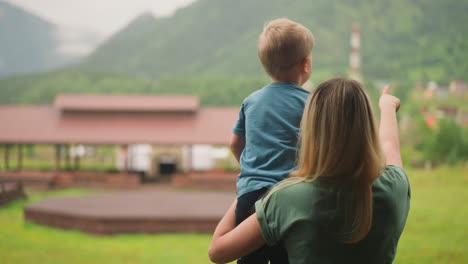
[24,190,236,235]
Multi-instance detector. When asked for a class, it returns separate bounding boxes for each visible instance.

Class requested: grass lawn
[1,166,467,264]
[0,188,213,264]
[394,166,468,264]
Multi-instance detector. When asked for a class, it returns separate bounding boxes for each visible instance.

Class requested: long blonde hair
[266,77,385,243]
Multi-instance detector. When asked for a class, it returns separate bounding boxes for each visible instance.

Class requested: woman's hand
[379,84,400,112]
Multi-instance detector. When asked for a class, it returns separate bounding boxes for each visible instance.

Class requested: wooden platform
[172,170,238,190]
[24,190,235,235]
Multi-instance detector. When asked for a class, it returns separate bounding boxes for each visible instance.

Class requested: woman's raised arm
[379,84,403,168]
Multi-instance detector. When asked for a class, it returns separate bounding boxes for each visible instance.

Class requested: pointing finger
[382,84,391,95]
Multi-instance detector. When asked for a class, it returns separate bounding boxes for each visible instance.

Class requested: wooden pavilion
[0,94,239,188]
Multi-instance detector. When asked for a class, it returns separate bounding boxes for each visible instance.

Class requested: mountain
[82,0,468,83]
[0,1,68,77]
[1,0,467,106]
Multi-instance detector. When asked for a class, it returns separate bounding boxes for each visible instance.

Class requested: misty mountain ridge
[82,0,468,83]
[0,2,99,78]
[0,0,467,106]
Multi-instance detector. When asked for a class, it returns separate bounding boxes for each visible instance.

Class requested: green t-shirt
[255,165,411,264]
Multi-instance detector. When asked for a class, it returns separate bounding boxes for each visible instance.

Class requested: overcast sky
[5,0,197,36]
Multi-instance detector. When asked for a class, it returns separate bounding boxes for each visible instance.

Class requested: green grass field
[0,166,467,264]
[393,166,468,264]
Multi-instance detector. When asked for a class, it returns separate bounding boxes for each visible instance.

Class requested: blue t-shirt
[232,82,310,197]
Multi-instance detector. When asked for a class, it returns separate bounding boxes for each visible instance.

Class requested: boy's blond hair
[258,18,315,79]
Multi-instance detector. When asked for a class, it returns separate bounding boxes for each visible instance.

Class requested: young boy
[230,18,315,264]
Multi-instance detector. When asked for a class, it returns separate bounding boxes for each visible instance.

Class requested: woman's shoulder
[375,165,409,187]
[373,165,411,200]
[266,179,332,210]
[273,179,324,196]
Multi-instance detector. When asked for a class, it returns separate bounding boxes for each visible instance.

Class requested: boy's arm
[379,84,403,168]
[230,133,245,163]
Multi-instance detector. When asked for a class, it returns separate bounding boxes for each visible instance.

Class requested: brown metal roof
[54,94,199,113]
[0,102,239,145]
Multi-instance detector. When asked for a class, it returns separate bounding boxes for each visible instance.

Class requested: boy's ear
[300,56,311,73]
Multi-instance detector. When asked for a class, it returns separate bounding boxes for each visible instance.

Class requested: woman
[209,77,410,264]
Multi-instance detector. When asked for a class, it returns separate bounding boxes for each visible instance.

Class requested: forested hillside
[0,0,467,106]
[0,2,62,77]
[82,0,468,82]
[0,69,266,106]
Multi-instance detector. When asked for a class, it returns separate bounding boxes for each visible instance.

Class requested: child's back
[230,18,315,264]
[234,81,309,197]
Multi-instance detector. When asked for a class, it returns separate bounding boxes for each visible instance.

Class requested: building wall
[118,144,235,180]
[149,145,185,179]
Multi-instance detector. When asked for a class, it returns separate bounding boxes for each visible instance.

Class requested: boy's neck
[271,76,306,87]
